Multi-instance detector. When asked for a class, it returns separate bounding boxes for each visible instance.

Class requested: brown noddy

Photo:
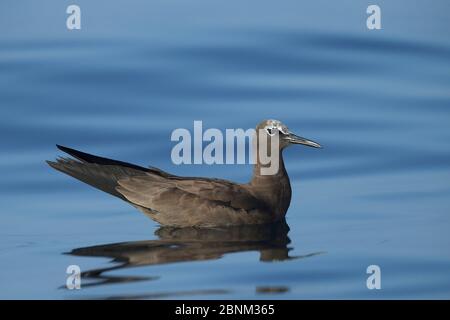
[47,119,321,227]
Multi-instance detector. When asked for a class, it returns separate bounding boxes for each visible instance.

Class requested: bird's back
[48,145,276,227]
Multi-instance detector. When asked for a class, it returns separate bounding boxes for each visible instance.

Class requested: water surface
[0,0,450,299]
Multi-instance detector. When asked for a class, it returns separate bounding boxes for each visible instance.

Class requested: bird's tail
[46,145,151,200]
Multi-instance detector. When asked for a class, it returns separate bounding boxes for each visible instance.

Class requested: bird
[47,119,321,227]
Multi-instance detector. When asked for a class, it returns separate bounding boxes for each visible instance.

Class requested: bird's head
[256,119,322,150]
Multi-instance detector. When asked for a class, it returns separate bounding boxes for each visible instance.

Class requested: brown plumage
[47,120,321,227]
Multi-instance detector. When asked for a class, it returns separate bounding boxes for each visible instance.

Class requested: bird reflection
[68,219,323,291]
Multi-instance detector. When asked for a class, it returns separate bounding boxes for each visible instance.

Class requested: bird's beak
[286,133,322,148]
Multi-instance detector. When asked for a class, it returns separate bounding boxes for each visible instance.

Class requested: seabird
[47,119,321,227]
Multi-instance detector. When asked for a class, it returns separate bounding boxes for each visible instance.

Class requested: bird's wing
[47,157,146,200]
[48,145,175,200]
[55,144,174,178]
[116,174,262,210]
[116,174,269,226]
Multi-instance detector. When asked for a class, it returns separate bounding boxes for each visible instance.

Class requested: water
[1,0,450,299]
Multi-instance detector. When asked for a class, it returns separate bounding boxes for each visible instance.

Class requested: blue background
[0,0,449,299]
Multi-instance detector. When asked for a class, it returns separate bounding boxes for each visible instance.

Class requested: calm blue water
[1,0,450,299]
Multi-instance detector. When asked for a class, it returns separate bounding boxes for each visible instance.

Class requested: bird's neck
[249,149,292,218]
[251,149,287,180]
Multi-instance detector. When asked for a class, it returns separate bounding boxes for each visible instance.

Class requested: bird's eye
[266,127,275,136]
